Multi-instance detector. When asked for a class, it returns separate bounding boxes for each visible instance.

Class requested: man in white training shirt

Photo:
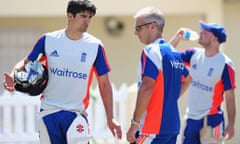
[3,0,122,143]
[170,20,236,144]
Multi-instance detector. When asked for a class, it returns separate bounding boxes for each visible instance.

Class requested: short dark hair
[67,0,96,17]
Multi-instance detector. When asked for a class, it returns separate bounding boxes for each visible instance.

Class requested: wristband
[131,119,139,125]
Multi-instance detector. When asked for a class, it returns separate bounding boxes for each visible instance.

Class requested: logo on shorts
[76,124,84,133]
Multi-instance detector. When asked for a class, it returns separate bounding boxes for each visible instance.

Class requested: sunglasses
[135,21,155,31]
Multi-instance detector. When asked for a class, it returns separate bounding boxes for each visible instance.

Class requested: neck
[65,28,83,40]
[204,45,219,57]
[150,33,162,43]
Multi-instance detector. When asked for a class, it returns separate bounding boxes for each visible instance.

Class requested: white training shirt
[28,29,111,112]
[181,48,236,120]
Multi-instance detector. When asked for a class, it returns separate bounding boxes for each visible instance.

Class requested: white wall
[0,0,222,18]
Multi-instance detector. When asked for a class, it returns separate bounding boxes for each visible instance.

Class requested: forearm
[133,77,154,122]
[170,35,182,48]
[180,75,192,96]
[98,75,114,121]
[169,28,186,48]
[133,87,152,122]
[98,74,122,138]
[226,97,236,127]
[225,89,236,127]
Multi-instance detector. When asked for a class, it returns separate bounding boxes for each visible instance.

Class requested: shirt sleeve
[94,45,111,76]
[27,35,46,61]
[182,63,189,77]
[180,48,196,66]
[222,63,236,90]
[141,50,159,80]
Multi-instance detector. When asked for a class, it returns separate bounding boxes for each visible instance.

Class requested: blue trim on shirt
[28,35,46,61]
[94,45,111,76]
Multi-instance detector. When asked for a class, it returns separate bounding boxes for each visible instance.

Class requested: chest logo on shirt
[81,52,87,62]
[207,68,214,77]
[50,67,88,80]
[170,60,184,70]
[50,50,59,57]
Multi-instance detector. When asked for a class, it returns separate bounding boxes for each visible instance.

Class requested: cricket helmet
[14,61,48,96]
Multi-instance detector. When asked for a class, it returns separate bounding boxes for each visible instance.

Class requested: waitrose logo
[50,67,87,80]
[192,80,213,92]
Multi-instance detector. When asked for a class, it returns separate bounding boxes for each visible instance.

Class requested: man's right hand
[169,28,189,47]
[3,72,15,92]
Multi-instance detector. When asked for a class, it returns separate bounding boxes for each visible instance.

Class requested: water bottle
[183,29,199,41]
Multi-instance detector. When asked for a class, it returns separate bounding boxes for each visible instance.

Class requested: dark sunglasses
[135,21,155,31]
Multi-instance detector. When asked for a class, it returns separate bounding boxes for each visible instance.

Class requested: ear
[67,13,74,20]
[212,36,219,44]
[151,22,157,30]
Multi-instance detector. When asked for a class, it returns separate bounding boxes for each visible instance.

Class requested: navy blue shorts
[131,131,178,144]
[183,114,224,144]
